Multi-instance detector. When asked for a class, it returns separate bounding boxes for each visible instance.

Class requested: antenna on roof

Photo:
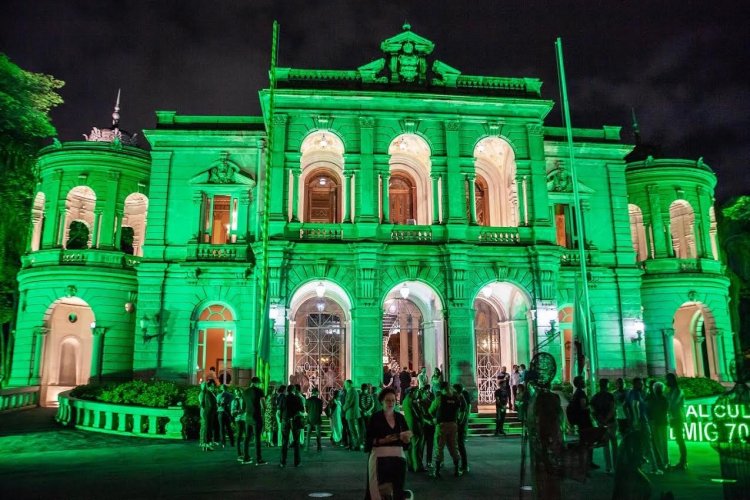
[112,89,121,128]
[631,107,641,145]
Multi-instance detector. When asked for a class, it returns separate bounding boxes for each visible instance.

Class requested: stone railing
[56,391,184,439]
[299,225,344,240]
[560,249,592,266]
[187,243,249,261]
[0,386,40,412]
[22,249,140,270]
[391,227,433,242]
[477,228,520,244]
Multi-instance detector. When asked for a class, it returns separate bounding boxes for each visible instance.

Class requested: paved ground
[0,408,728,499]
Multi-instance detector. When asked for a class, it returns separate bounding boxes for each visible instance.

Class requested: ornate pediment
[546,163,594,195]
[190,152,256,187]
[274,24,542,96]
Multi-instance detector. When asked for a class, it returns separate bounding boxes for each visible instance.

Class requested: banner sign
[669,403,750,443]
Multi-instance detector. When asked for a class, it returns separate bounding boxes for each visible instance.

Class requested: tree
[0,53,63,386]
[719,195,750,361]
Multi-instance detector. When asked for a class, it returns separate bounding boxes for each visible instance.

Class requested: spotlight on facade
[268,306,278,320]
[90,321,96,330]
[124,302,135,313]
[482,286,493,298]
[224,331,234,343]
[400,284,410,300]
[316,282,326,298]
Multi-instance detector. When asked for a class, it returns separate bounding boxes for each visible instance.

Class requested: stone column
[467,173,477,224]
[357,116,378,223]
[99,170,121,248]
[693,335,706,376]
[399,313,408,369]
[90,327,107,382]
[343,171,353,223]
[381,171,391,223]
[445,120,464,224]
[448,305,475,389]
[290,168,300,222]
[91,210,102,248]
[351,305,382,385]
[42,169,64,248]
[431,173,440,224]
[269,114,289,223]
[662,328,675,374]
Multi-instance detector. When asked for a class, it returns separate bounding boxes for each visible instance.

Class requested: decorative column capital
[272,113,288,125]
[526,123,543,136]
[359,116,375,128]
[445,120,461,131]
[662,327,675,338]
[466,173,476,182]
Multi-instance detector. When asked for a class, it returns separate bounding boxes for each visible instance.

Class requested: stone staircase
[304,409,522,440]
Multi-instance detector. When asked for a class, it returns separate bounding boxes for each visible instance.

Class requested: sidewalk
[0,408,725,499]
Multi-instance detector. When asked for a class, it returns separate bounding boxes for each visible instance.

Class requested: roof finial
[112,89,121,127]
[402,21,411,31]
[631,107,641,145]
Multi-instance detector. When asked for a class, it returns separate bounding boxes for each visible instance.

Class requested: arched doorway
[383,296,424,372]
[40,297,95,406]
[389,173,416,224]
[672,302,718,379]
[194,304,235,385]
[305,169,340,223]
[383,281,445,385]
[292,296,347,400]
[473,282,532,405]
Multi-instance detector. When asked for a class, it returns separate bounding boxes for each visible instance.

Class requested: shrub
[70,380,196,408]
[675,376,725,399]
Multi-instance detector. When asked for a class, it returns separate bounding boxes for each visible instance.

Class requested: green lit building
[7,26,736,406]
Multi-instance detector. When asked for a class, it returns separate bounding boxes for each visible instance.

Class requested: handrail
[0,386,40,412]
[56,391,184,439]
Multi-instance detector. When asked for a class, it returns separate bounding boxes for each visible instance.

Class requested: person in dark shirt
[242,376,267,465]
[570,375,599,470]
[399,368,412,403]
[305,387,324,452]
[359,383,375,444]
[198,382,217,451]
[590,378,616,472]
[216,384,235,448]
[453,383,471,474]
[420,385,436,470]
[494,376,509,436]
[278,384,305,467]
[429,382,464,478]
[231,387,246,461]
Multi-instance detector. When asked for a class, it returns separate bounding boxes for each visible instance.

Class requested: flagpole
[257,21,279,392]
[555,38,597,381]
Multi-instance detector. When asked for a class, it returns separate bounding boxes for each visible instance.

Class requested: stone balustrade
[0,386,40,412]
[56,391,184,439]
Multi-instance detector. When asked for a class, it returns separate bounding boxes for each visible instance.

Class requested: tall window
[466,175,490,226]
[709,206,719,260]
[473,137,519,227]
[304,169,340,223]
[202,194,237,244]
[554,204,576,248]
[669,200,696,259]
[389,173,416,224]
[628,204,648,261]
[196,304,235,384]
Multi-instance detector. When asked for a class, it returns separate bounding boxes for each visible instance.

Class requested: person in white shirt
[509,365,520,410]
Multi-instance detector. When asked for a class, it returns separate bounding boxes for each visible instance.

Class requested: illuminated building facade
[7,26,736,405]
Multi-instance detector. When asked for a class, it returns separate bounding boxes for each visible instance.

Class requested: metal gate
[293,313,345,402]
[476,327,502,405]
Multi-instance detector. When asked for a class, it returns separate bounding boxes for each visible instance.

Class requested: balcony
[640,257,725,276]
[22,248,140,270]
[188,243,250,261]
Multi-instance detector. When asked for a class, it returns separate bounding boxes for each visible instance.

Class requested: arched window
[122,193,148,256]
[30,192,45,251]
[669,200,696,259]
[299,131,346,223]
[63,186,96,249]
[474,137,519,227]
[388,134,432,225]
[628,204,648,261]
[304,168,340,223]
[389,172,417,224]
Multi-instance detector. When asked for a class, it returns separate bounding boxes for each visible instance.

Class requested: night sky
[3,0,748,202]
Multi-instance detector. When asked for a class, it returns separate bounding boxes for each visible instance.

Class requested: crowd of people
[197,364,687,499]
